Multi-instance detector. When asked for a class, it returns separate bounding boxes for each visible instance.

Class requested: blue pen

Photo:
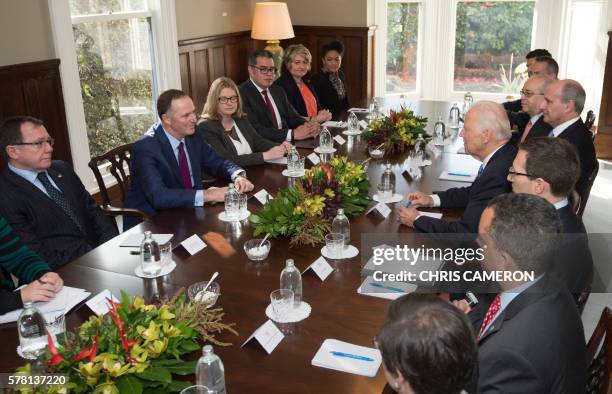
[404,200,412,208]
[330,351,374,362]
[370,282,405,293]
[448,172,472,177]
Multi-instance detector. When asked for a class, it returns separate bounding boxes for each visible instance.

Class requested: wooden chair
[570,190,581,215]
[585,110,597,140]
[578,161,600,217]
[586,307,612,394]
[88,143,149,230]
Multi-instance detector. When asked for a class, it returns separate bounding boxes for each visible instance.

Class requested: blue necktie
[37,172,83,231]
[477,164,485,178]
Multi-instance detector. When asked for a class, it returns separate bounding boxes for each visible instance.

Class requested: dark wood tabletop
[0,100,479,393]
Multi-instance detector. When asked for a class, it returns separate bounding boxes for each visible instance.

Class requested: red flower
[47,333,64,366]
[320,162,334,183]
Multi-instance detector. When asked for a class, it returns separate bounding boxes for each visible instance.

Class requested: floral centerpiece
[249,156,370,246]
[14,290,237,394]
[362,106,428,155]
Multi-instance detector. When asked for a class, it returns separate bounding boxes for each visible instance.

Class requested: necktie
[520,121,534,143]
[36,172,83,231]
[477,164,485,178]
[261,90,279,129]
[226,126,240,142]
[477,294,501,339]
[177,142,193,189]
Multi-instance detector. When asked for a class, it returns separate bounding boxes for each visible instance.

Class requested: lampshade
[251,2,295,40]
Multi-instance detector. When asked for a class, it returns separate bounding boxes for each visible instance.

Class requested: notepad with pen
[311,339,382,377]
[439,170,476,183]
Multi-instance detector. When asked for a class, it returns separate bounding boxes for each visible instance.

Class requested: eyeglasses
[520,89,544,98]
[218,96,238,104]
[250,65,276,74]
[11,137,55,149]
[507,166,537,179]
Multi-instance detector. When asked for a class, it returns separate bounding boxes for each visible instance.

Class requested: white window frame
[48,0,180,193]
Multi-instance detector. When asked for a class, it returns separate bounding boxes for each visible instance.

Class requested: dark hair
[321,40,344,58]
[534,56,559,78]
[526,49,552,59]
[378,294,476,394]
[248,49,274,66]
[157,89,187,119]
[486,193,561,274]
[520,137,580,197]
[0,116,45,161]
[560,79,586,114]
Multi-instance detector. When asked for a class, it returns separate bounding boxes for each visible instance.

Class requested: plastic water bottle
[433,116,447,146]
[319,127,333,152]
[224,183,240,220]
[348,111,359,133]
[196,345,226,394]
[449,103,460,127]
[18,301,47,359]
[381,163,396,194]
[287,146,300,176]
[280,259,302,307]
[140,231,161,277]
[463,91,473,114]
[332,208,350,247]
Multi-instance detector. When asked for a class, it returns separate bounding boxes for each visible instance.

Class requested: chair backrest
[569,190,581,215]
[88,143,133,207]
[578,160,600,216]
[586,307,612,394]
[585,110,597,139]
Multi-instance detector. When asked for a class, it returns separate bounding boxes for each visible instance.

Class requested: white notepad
[439,170,476,183]
[311,339,382,377]
[265,157,287,165]
[357,276,416,300]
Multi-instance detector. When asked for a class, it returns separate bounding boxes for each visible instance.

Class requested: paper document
[439,170,476,183]
[265,157,287,165]
[0,286,90,324]
[312,339,382,377]
[322,121,346,128]
[348,108,369,113]
[417,211,443,219]
[357,276,416,300]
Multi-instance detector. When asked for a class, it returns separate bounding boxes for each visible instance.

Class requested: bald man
[399,102,517,233]
[508,76,553,144]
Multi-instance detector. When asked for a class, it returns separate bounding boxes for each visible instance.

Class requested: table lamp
[251,2,295,78]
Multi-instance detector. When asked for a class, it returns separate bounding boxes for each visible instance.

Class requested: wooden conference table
[0,100,480,393]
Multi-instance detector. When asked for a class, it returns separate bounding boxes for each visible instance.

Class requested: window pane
[73,18,156,158]
[454,1,535,93]
[70,0,147,16]
[386,2,420,94]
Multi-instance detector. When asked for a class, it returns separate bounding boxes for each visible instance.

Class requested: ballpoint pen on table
[370,282,405,293]
[330,351,374,362]
[447,172,472,177]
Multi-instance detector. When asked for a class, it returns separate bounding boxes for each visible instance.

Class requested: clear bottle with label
[287,146,300,176]
[319,127,333,152]
[196,345,226,394]
[433,116,447,146]
[332,208,350,247]
[449,103,460,127]
[463,91,474,114]
[280,259,302,307]
[347,111,359,133]
[141,231,161,277]
[224,183,240,220]
[378,163,396,199]
[17,301,47,359]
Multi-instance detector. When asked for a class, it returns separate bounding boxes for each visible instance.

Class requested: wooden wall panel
[595,32,612,159]
[0,59,72,167]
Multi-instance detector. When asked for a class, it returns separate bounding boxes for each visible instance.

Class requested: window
[386,1,421,94]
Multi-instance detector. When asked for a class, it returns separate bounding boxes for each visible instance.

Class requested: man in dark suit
[460,193,586,393]
[398,101,516,233]
[503,49,553,112]
[541,79,596,195]
[509,137,593,297]
[239,50,320,143]
[123,89,253,230]
[507,76,553,144]
[0,116,118,268]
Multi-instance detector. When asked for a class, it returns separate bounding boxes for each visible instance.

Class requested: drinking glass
[325,233,344,258]
[180,385,216,394]
[270,289,294,321]
[238,193,248,217]
[159,241,172,267]
[45,313,66,336]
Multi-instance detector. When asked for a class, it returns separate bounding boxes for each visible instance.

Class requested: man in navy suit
[540,79,596,195]
[398,101,516,233]
[507,76,553,144]
[123,89,253,230]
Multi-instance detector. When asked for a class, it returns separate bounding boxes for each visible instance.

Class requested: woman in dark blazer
[197,77,291,167]
[311,40,350,116]
[274,44,331,123]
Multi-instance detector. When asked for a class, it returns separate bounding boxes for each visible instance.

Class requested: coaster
[372,193,403,203]
[134,260,177,278]
[314,147,337,154]
[342,130,362,136]
[265,301,311,323]
[281,169,306,177]
[218,210,251,222]
[320,244,359,259]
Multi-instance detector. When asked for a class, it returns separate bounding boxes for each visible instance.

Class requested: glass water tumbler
[224,183,240,220]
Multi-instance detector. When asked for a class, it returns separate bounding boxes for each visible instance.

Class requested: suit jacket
[274,72,321,118]
[414,143,517,234]
[467,276,586,393]
[123,123,243,227]
[310,70,350,116]
[0,161,117,268]
[239,80,305,143]
[503,98,522,112]
[555,119,597,195]
[197,117,278,167]
[508,113,552,145]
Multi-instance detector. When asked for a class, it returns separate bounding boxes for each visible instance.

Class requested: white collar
[551,116,580,138]
[553,198,569,209]
[529,113,543,124]
[481,143,505,168]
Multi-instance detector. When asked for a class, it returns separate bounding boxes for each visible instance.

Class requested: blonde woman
[274,44,332,123]
[197,77,291,167]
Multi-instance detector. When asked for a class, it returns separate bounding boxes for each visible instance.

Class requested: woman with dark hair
[274,44,332,123]
[377,294,476,394]
[197,77,291,167]
[311,40,350,116]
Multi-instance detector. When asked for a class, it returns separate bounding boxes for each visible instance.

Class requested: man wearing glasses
[240,49,320,143]
[508,76,553,144]
[0,116,117,268]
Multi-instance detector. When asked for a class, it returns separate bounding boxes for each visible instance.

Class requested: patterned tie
[477,294,501,339]
[36,172,83,231]
[226,126,240,142]
[177,142,193,189]
[476,164,485,178]
[520,121,534,143]
[261,89,279,129]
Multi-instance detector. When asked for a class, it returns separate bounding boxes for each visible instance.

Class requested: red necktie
[177,142,193,189]
[520,121,534,143]
[477,294,501,339]
[262,89,279,129]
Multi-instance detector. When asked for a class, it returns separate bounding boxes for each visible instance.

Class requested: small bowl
[244,239,271,261]
[368,146,385,159]
[187,281,220,308]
